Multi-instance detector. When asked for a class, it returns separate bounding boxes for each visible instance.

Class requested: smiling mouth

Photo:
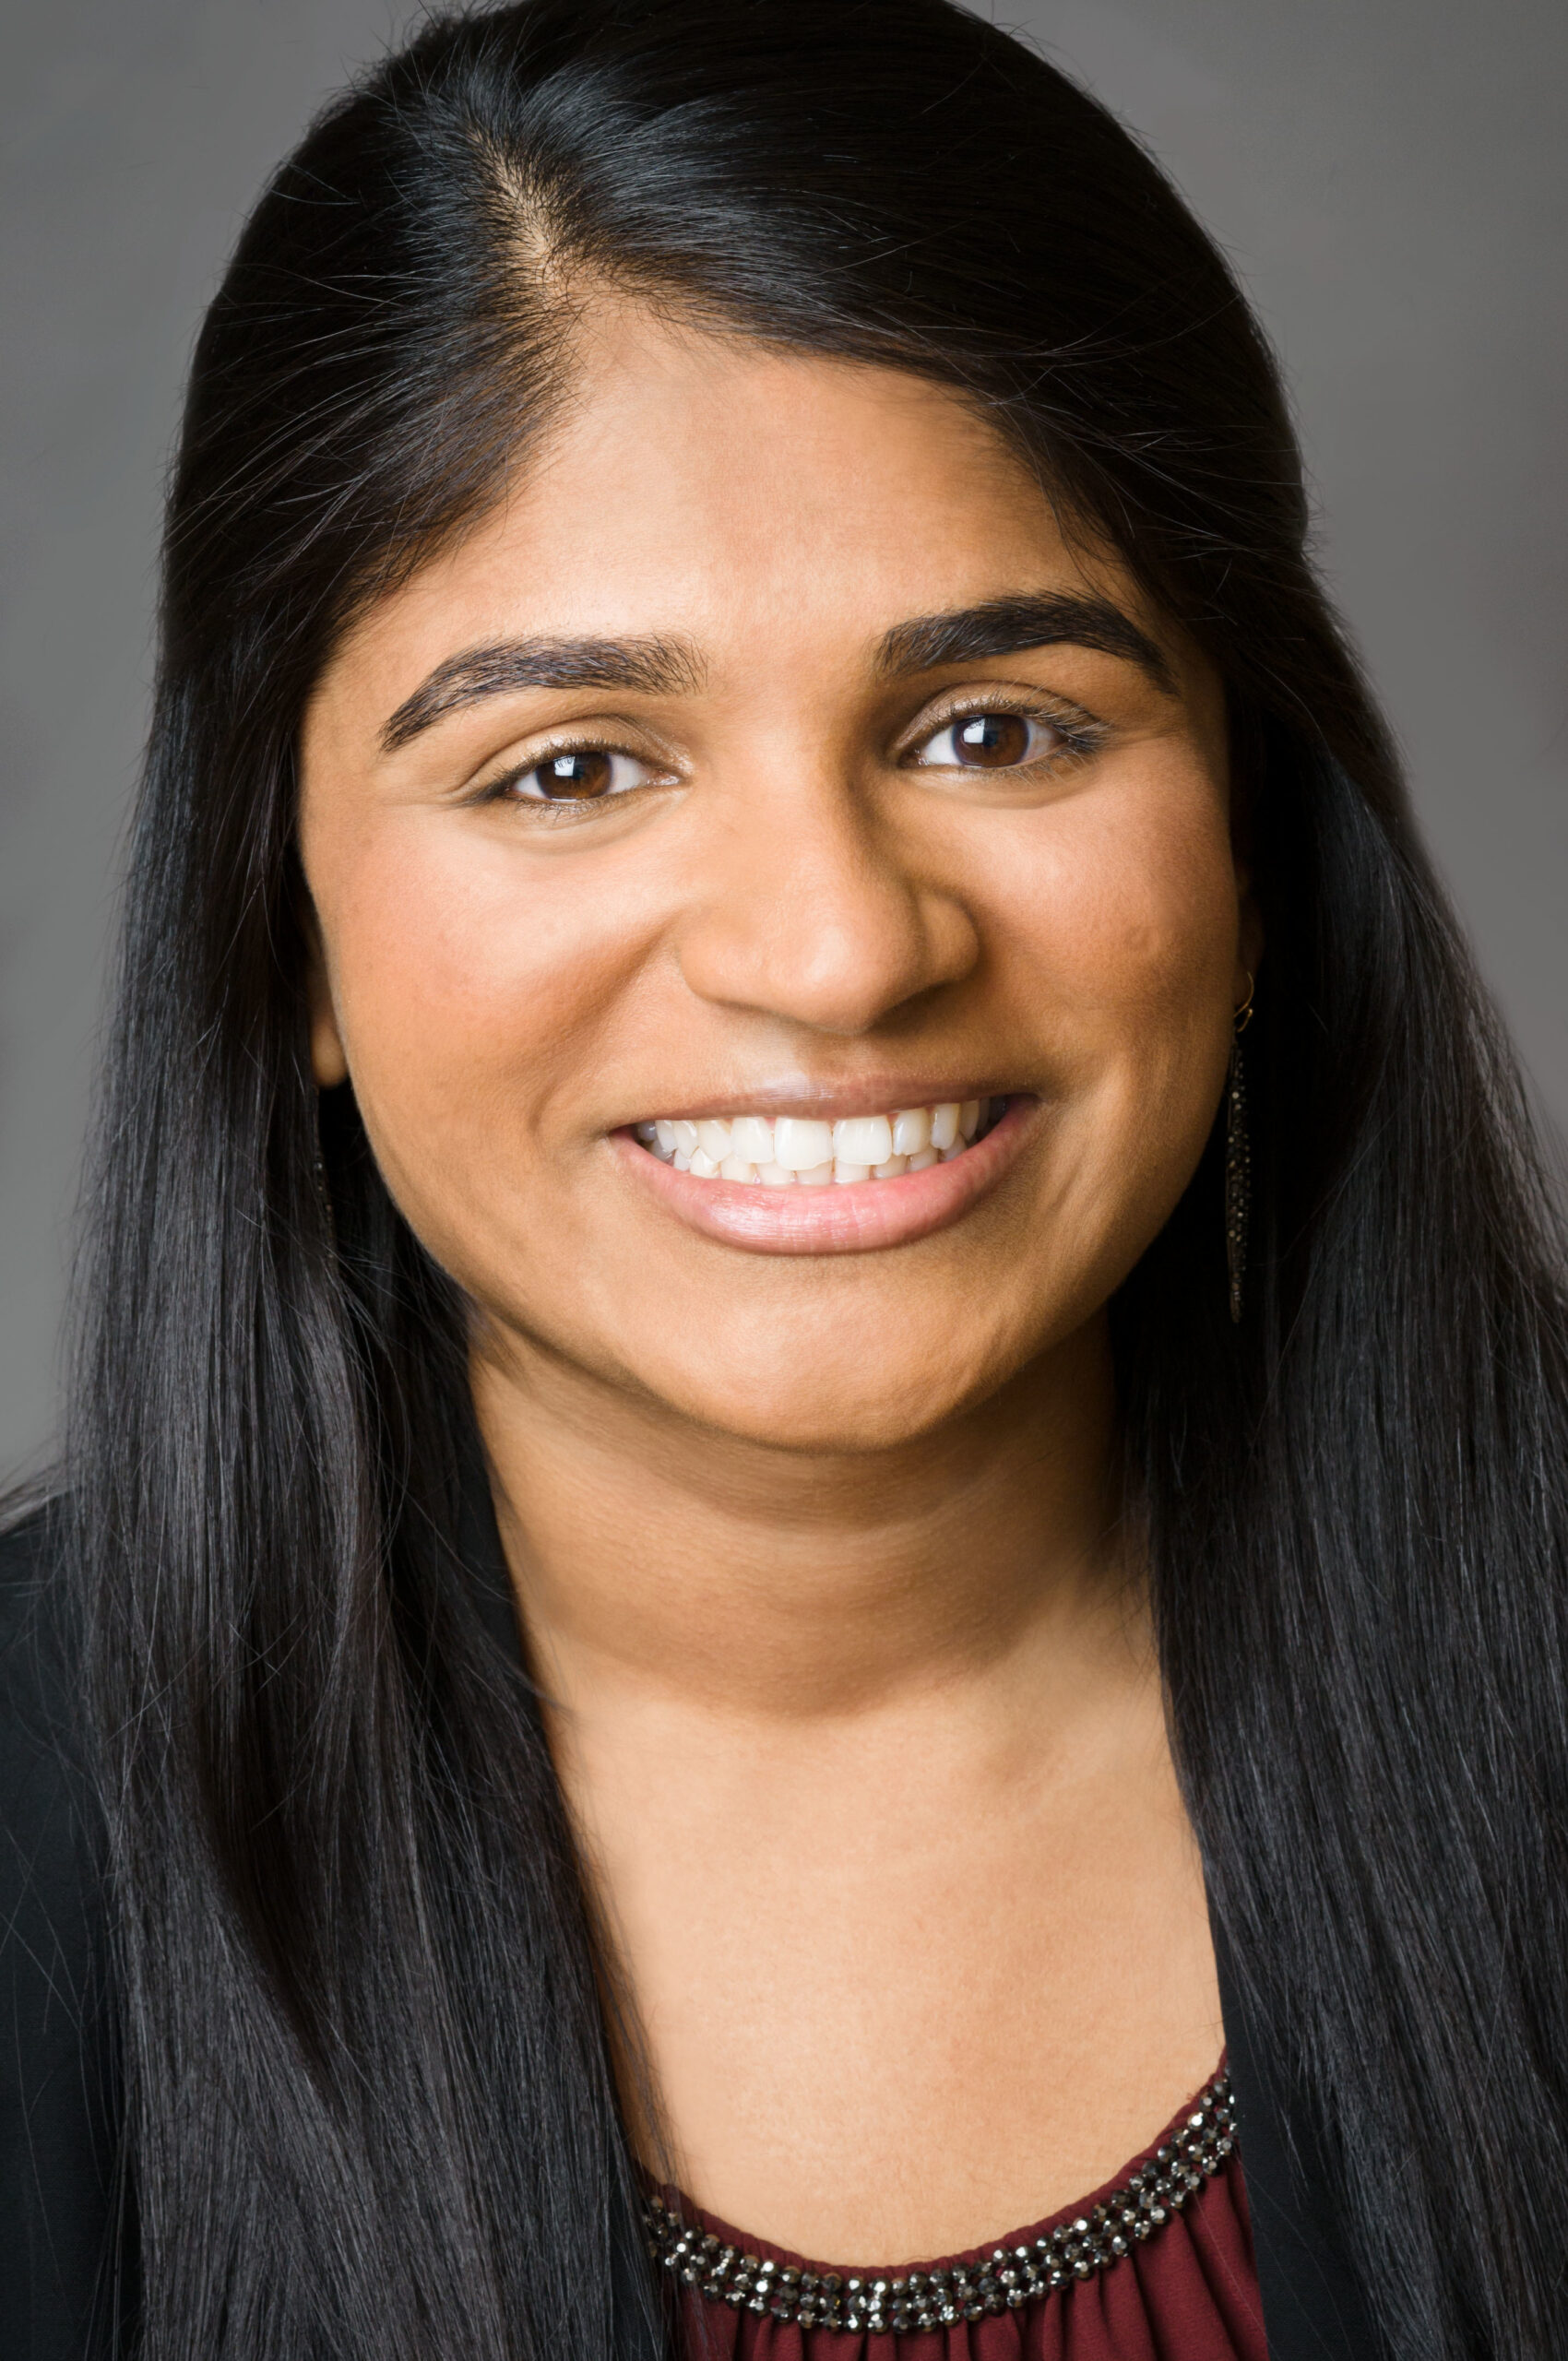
[631,1096,1007,1185]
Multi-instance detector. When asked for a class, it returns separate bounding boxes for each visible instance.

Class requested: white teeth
[773,1116,837,1171]
[730,1114,775,1164]
[636,1097,1005,1187]
[833,1113,894,1166]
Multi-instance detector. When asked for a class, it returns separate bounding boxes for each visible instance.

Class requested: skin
[300,303,1262,2261]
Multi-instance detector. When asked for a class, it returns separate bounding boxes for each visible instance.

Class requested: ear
[303,904,350,1088]
[1223,706,1265,998]
[1234,860,1265,1003]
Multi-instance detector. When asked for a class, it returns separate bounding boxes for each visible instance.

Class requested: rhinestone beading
[643,2070,1234,2336]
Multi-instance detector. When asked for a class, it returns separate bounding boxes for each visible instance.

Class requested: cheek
[313,818,637,1192]
[993,760,1238,1037]
[985,765,1240,1242]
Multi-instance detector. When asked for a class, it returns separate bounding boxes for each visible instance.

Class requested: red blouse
[647,2065,1267,2360]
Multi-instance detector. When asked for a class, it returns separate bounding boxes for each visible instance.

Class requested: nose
[672,760,980,1036]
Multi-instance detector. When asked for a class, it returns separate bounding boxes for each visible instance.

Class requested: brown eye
[532,750,615,800]
[502,748,659,804]
[954,713,1031,767]
[910,709,1065,772]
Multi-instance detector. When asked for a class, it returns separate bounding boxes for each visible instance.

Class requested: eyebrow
[379,634,706,753]
[379,590,1174,753]
[876,592,1176,694]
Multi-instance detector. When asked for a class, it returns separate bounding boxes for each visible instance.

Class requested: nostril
[673,835,980,1035]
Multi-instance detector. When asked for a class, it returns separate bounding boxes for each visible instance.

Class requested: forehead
[317,307,1160,721]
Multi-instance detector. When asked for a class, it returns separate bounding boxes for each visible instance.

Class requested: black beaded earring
[313,1096,337,1250]
[1225,975,1254,1323]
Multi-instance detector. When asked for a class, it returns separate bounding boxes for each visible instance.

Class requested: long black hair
[62,1,1568,2354]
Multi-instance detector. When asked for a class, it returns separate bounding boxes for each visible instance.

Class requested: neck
[470,1312,1134,1726]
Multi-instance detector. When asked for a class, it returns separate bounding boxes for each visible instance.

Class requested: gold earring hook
[1233,971,1255,1034]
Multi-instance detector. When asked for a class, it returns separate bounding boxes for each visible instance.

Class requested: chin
[664,1346,1009,1456]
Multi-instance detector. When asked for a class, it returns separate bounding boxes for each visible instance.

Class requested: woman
[4,2,1565,2355]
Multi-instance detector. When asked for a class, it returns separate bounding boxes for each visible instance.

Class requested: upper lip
[617,1080,1022,1126]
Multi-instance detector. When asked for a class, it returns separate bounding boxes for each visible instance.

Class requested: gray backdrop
[3,0,1564,1480]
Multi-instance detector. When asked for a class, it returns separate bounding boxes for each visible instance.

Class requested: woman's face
[300,308,1255,1451]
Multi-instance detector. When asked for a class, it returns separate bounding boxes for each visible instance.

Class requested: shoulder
[0,1496,93,1920]
[0,1490,77,1743]
[0,1495,129,2359]
[0,1490,89,1883]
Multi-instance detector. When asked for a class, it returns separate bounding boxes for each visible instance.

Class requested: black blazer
[0,1500,1382,2361]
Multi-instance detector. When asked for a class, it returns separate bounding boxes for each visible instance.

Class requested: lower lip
[612,1097,1035,1256]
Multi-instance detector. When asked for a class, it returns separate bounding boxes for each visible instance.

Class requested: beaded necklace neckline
[643,2067,1234,2340]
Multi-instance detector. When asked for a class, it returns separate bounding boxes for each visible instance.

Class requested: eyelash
[472,695,1107,814]
[470,742,666,817]
[906,696,1108,768]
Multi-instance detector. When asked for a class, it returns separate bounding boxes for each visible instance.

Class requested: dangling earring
[1225,974,1254,1324]
[313,1095,337,1251]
